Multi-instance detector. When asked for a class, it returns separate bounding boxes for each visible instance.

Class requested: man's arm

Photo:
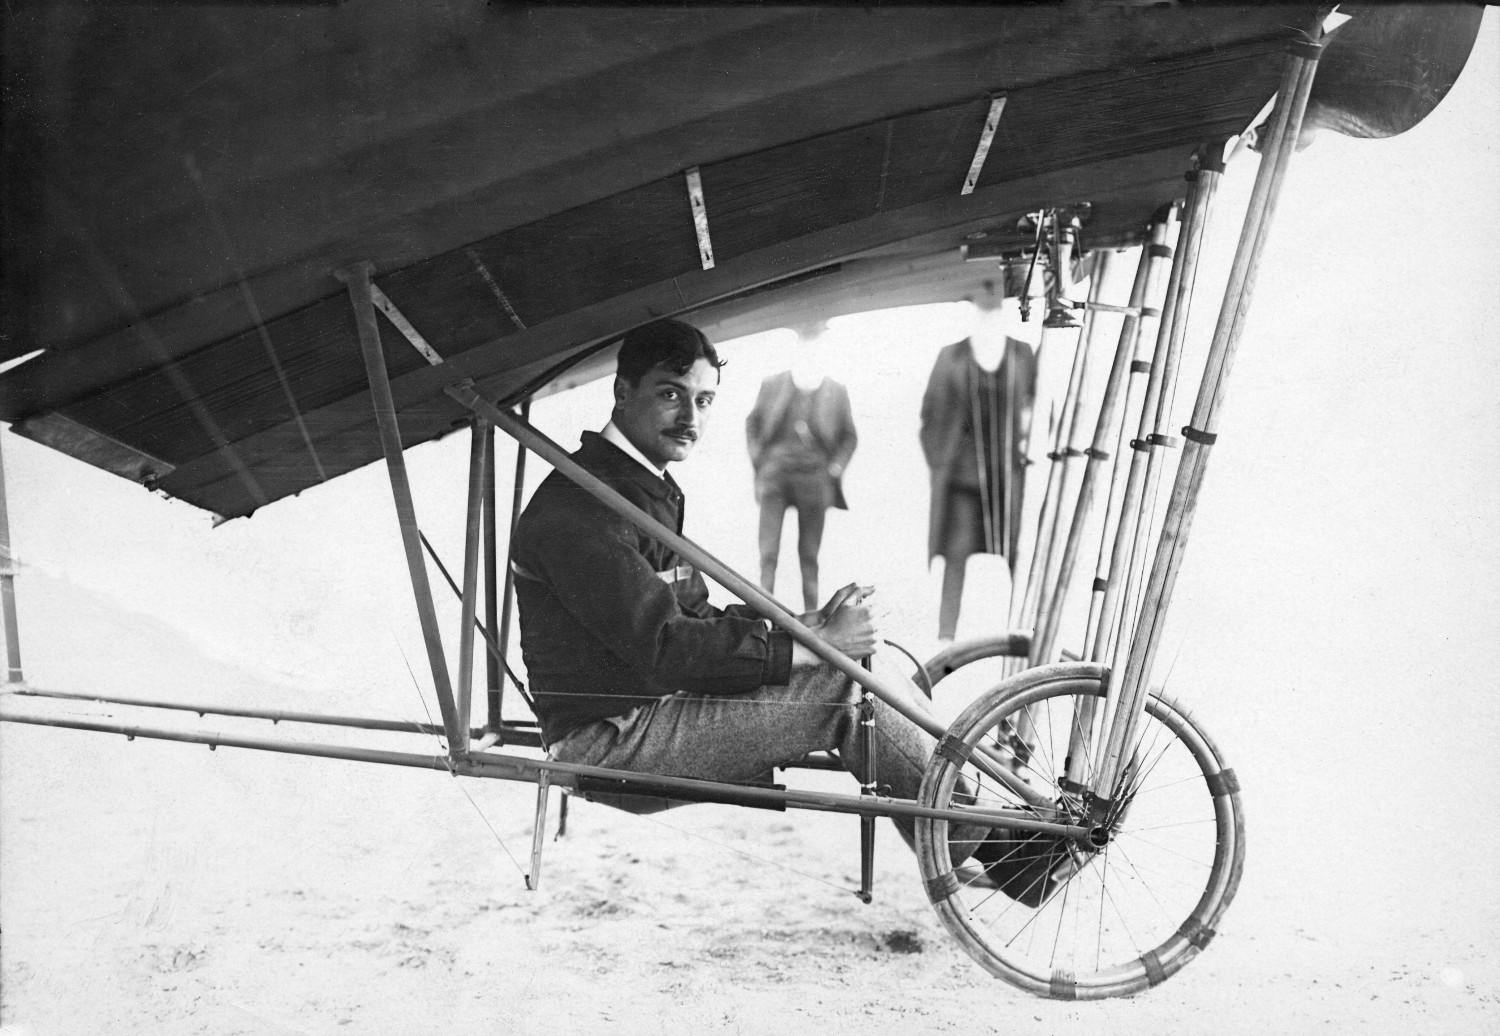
[919,348,951,470]
[827,381,858,478]
[744,376,774,471]
[520,502,792,693]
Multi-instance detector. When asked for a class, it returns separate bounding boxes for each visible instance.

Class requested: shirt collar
[602,421,667,479]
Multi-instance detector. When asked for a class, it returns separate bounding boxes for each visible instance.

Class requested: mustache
[667,426,698,439]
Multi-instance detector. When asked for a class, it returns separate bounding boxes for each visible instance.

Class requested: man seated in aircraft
[509,318,1061,903]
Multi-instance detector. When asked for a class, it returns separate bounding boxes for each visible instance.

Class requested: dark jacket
[745,371,858,509]
[919,337,1037,560]
[511,432,793,744]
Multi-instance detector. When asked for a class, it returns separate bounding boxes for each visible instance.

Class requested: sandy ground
[2,435,1499,1036]
[1,608,1498,1036]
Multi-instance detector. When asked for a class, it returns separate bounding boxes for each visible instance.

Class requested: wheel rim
[915,662,1244,999]
[922,632,1031,693]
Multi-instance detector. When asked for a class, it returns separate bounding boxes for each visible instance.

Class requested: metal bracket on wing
[686,166,715,271]
[962,95,1008,196]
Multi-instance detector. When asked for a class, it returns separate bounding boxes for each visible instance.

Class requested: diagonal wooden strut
[336,261,462,757]
[492,401,530,739]
[483,423,501,733]
[453,420,489,756]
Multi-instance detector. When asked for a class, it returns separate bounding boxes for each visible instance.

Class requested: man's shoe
[963,828,1076,908]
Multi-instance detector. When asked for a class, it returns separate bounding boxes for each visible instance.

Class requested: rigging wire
[419,530,536,711]
[395,635,529,880]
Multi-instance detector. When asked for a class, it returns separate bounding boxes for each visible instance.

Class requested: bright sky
[4,13,1498,728]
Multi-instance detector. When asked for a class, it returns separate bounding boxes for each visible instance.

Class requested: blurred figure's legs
[757,491,788,595]
[793,501,827,613]
[936,486,985,640]
[938,556,966,641]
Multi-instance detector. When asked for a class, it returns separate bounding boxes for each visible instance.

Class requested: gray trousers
[550,662,981,861]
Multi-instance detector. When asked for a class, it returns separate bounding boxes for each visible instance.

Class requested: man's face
[613,357,719,468]
[972,294,1017,334]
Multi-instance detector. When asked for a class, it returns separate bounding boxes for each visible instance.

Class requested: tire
[921,632,1031,696]
[914,662,1244,999]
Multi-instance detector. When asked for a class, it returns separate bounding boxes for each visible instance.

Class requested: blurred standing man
[920,282,1037,641]
[745,319,858,611]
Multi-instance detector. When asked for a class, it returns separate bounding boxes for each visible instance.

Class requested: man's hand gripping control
[793,582,878,666]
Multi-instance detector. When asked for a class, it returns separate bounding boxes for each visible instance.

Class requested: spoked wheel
[915,662,1244,1000]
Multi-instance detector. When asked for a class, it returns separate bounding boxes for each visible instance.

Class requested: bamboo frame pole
[0,705,1080,836]
[1078,287,1161,657]
[857,656,876,903]
[524,759,1080,833]
[1088,176,1211,667]
[1081,211,1179,656]
[1030,222,1173,667]
[483,423,501,732]
[1086,161,1224,779]
[998,336,1015,565]
[492,399,531,739]
[453,420,489,754]
[1149,153,1225,464]
[1020,351,1089,645]
[1096,41,1323,798]
[1067,375,1141,783]
[1028,261,1127,644]
[1011,258,1110,635]
[2,686,505,736]
[1064,177,1215,788]
[0,433,24,684]
[0,707,491,772]
[336,262,463,755]
[1079,155,1224,778]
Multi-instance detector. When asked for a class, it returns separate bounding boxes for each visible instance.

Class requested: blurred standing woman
[746,320,859,612]
[921,282,1037,640]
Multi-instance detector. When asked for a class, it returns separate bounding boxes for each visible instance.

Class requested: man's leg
[937,487,982,640]
[793,502,827,613]
[757,494,787,595]
[551,661,982,860]
[938,556,966,641]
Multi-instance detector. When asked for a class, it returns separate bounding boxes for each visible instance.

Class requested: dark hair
[615,319,725,385]
[968,278,1006,308]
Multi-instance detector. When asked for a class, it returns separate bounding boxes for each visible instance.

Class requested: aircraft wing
[0,2,1481,521]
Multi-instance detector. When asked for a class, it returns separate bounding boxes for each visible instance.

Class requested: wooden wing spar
[0,3,1482,523]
